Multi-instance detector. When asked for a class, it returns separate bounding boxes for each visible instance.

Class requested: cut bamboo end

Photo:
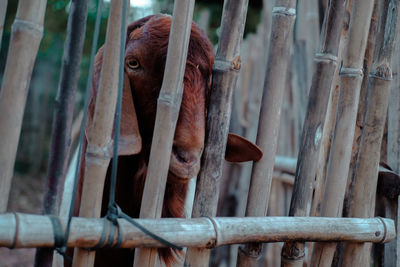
[0,213,395,249]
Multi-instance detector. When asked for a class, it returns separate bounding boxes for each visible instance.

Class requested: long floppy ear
[225,133,263,162]
[86,47,142,156]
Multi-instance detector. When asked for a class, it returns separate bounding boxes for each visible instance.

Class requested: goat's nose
[172,145,197,164]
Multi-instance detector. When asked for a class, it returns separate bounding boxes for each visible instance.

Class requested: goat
[78,14,262,266]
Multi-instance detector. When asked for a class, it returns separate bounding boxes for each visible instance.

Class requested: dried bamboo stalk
[185,0,249,266]
[133,1,195,266]
[280,0,347,265]
[310,0,375,265]
[236,1,296,265]
[342,0,399,265]
[0,0,47,212]
[312,0,354,219]
[0,0,7,50]
[72,1,127,266]
[36,2,89,265]
[0,214,395,248]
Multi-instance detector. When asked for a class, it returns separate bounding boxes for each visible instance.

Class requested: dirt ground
[0,173,46,267]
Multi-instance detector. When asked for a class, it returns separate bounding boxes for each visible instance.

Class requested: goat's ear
[225,133,263,162]
[86,46,142,156]
[117,73,142,155]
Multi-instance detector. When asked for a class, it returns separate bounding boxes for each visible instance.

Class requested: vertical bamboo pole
[0,0,7,50]
[280,1,347,266]
[35,1,89,266]
[342,0,399,266]
[236,1,296,266]
[310,0,375,265]
[386,2,400,265]
[185,1,249,266]
[343,0,380,218]
[133,1,195,266]
[0,0,47,212]
[72,0,127,266]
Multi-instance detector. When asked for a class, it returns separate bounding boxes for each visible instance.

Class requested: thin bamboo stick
[72,1,127,266]
[35,2,89,266]
[0,214,395,248]
[236,1,296,265]
[0,0,47,212]
[185,0,249,266]
[0,0,7,50]
[310,0,375,265]
[133,1,195,266]
[280,0,347,265]
[342,0,399,265]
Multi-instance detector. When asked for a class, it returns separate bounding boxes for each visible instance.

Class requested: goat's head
[89,14,262,181]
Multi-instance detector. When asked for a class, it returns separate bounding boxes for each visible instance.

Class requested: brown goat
[78,14,262,266]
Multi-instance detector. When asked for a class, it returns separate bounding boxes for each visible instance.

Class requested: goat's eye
[127,59,140,69]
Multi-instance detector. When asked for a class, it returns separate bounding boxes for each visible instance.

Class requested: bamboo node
[281,241,305,260]
[213,58,241,72]
[272,7,296,16]
[369,64,393,80]
[205,216,218,248]
[9,212,19,249]
[339,66,363,77]
[86,143,112,162]
[12,19,43,35]
[314,53,338,64]
[377,217,388,243]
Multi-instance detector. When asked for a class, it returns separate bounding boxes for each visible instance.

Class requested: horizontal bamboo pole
[0,213,394,249]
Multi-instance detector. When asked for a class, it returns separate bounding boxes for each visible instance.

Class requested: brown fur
[77,15,214,267]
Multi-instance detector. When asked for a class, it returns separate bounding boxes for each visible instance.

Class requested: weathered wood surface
[310,0,375,265]
[237,0,296,265]
[0,214,395,249]
[186,0,249,266]
[72,0,127,266]
[0,0,47,212]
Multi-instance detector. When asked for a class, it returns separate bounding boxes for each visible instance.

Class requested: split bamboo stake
[0,0,7,50]
[280,0,347,265]
[342,0,399,265]
[72,0,127,266]
[0,0,47,212]
[133,1,195,266]
[312,0,354,219]
[236,1,296,265]
[310,0,375,265]
[35,2,89,266]
[0,214,395,248]
[185,0,249,266]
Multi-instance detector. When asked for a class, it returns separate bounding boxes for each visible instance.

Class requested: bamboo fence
[133,1,195,266]
[0,214,394,249]
[185,0,249,266]
[280,0,347,265]
[237,0,296,265]
[342,0,399,266]
[0,0,47,213]
[310,0,375,265]
[72,0,127,266]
